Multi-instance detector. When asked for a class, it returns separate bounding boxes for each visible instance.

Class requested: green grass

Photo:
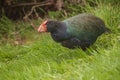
[0,1,120,80]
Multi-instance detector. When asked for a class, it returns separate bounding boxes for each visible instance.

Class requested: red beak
[38,20,47,32]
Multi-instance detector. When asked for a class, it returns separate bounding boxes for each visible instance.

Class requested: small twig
[29,19,38,31]
[33,0,37,3]
[22,7,26,15]
[11,1,52,7]
[24,17,38,31]
[34,8,39,18]
[23,2,52,20]
[23,2,53,31]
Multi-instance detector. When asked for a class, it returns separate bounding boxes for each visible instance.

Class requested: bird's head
[38,20,60,33]
[38,20,47,32]
[38,20,70,42]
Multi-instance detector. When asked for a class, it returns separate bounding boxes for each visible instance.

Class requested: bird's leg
[61,40,74,49]
[61,37,91,50]
[61,38,81,49]
[70,38,81,43]
[70,38,91,51]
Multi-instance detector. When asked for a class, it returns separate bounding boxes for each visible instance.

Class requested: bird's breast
[51,30,71,42]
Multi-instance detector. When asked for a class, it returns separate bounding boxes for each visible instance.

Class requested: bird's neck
[62,20,74,37]
[50,22,72,42]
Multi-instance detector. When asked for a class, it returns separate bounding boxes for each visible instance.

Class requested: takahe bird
[38,13,110,50]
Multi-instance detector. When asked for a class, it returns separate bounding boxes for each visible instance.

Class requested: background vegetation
[0,0,120,80]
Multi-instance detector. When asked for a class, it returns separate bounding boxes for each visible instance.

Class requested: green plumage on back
[63,13,108,44]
